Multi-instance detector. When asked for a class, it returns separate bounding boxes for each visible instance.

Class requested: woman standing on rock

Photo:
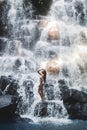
[38,69,47,101]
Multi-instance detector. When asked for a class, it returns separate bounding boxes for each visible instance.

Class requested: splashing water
[0,0,87,122]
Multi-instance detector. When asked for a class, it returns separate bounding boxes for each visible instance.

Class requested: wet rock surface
[58,79,87,120]
[0,38,7,56]
[0,95,18,119]
[30,0,52,16]
[0,76,19,119]
[0,76,19,95]
[0,0,10,37]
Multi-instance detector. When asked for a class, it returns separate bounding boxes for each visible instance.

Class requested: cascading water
[0,0,87,122]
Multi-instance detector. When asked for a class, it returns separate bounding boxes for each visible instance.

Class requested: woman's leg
[38,85,44,101]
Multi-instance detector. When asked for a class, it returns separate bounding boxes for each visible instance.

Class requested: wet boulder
[0,95,18,119]
[0,76,11,92]
[30,0,52,16]
[58,79,87,120]
[0,38,7,56]
[64,89,87,120]
[0,75,19,95]
[0,75,19,119]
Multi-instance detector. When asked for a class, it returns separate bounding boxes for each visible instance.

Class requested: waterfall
[0,0,87,121]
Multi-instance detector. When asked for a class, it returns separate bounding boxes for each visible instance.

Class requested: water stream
[0,0,87,122]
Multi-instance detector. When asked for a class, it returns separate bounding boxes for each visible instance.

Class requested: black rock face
[63,89,87,120]
[58,79,87,120]
[0,95,18,119]
[0,0,10,37]
[30,0,52,16]
[0,76,19,95]
[0,75,19,119]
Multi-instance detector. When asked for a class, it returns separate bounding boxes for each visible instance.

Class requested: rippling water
[0,119,87,130]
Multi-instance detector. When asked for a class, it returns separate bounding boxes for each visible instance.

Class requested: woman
[38,69,46,101]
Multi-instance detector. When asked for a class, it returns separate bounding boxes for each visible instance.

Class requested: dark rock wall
[0,76,19,119]
[0,0,10,37]
[30,0,52,16]
[58,79,87,120]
